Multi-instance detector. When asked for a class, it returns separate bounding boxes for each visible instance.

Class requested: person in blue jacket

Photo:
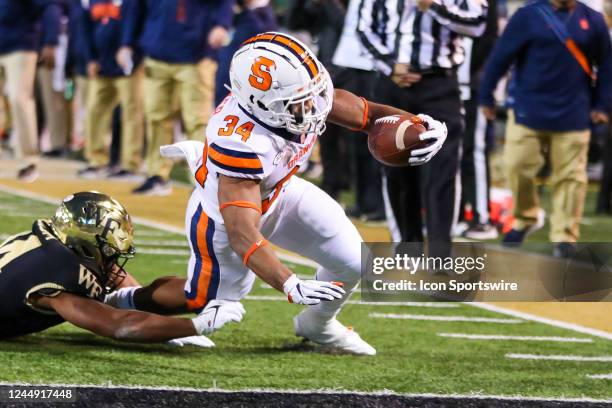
[215,0,278,106]
[0,0,61,182]
[479,0,612,256]
[117,0,235,196]
[78,0,145,180]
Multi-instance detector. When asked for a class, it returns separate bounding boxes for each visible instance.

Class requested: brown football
[367,115,429,167]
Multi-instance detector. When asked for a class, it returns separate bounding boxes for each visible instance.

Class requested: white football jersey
[193,95,322,224]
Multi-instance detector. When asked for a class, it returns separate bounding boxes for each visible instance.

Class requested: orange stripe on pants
[186,211,214,311]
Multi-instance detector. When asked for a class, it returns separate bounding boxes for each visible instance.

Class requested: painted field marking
[438,333,593,343]
[0,382,610,403]
[506,354,612,362]
[246,296,459,308]
[370,313,523,324]
[138,248,190,256]
[138,231,179,238]
[134,239,188,247]
[587,374,612,380]
[470,303,612,341]
[0,212,50,218]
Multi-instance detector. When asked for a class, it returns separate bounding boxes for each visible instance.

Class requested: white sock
[104,286,141,309]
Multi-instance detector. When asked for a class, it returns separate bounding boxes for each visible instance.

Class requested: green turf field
[0,190,611,400]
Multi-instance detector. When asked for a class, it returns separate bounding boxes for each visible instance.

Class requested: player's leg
[262,177,375,354]
[183,190,255,314]
[133,276,189,315]
[111,191,254,320]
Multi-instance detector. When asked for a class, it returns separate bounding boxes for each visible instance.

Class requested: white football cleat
[294,310,376,356]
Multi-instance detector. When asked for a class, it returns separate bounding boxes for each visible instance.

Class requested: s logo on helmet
[249,57,275,91]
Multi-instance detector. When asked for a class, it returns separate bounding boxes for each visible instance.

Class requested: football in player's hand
[367,115,429,167]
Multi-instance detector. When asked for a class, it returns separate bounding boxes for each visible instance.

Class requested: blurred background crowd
[0,0,610,256]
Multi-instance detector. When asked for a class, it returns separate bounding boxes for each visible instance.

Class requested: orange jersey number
[249,57,275,91]
[217,115,254,142]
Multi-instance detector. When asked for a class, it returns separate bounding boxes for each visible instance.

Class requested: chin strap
[243,239,269,266]
[220,200,262,215]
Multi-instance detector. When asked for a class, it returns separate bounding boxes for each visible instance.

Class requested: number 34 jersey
[191,95,322,223]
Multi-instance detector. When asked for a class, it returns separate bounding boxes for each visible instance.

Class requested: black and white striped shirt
[357,0,488,75]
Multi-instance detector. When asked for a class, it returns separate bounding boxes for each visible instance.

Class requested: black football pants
[377,72,464,247]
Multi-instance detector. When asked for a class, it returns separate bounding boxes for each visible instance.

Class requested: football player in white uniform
[105,32,447,355]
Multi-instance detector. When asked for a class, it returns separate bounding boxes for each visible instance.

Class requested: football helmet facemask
[229,32,334,137]
[51,191,135,293]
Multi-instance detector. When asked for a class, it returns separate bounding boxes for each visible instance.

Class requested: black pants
[379,73,463,245]
[460,94,493,225]
[597,119,612,212]
[321,67,385,213]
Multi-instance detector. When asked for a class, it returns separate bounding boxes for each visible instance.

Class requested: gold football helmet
[51,191,136,292]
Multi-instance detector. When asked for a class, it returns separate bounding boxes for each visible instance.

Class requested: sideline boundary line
[1,184,611,340]
[0,382,610,403]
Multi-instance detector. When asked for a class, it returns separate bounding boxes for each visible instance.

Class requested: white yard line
[587,374,612,380]
[138,248,190,256]
[370,313,523,324]
[0,212,50,218]
[246,296,459,308]
[138,231,178,238]
[506,354,612,362]
[134,239,188,247]
[469,303,612,341]
[438,333,593,343]
[0,382,610,403]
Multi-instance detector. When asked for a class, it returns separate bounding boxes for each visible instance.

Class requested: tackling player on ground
[0,192,243,345]
[106,32,447,355]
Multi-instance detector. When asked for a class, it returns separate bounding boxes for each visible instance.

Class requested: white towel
[160,141,205,175]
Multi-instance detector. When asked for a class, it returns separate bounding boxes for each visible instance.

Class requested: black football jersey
[0,220,106,339]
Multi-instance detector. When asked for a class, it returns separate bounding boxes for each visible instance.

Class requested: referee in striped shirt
[357,0,487,256]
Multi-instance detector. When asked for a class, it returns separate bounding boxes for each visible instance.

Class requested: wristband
[220,200,262,214]
[351,97,369,131]
[243,239,269,266]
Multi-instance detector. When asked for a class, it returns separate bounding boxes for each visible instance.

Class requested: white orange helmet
[229,32,333,136]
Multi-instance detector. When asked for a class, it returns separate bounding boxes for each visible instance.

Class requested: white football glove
[191,300,246,336]
[409,114,448,166]
[168,335,215,348]
[283,274,346,306]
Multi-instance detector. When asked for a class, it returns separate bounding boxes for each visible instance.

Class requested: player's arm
[218,175,345,305]
[32,291,241,341]
[328,88,415,133]
[218,176,291,291]
[33,292,196,342]
[328,88,448,166]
